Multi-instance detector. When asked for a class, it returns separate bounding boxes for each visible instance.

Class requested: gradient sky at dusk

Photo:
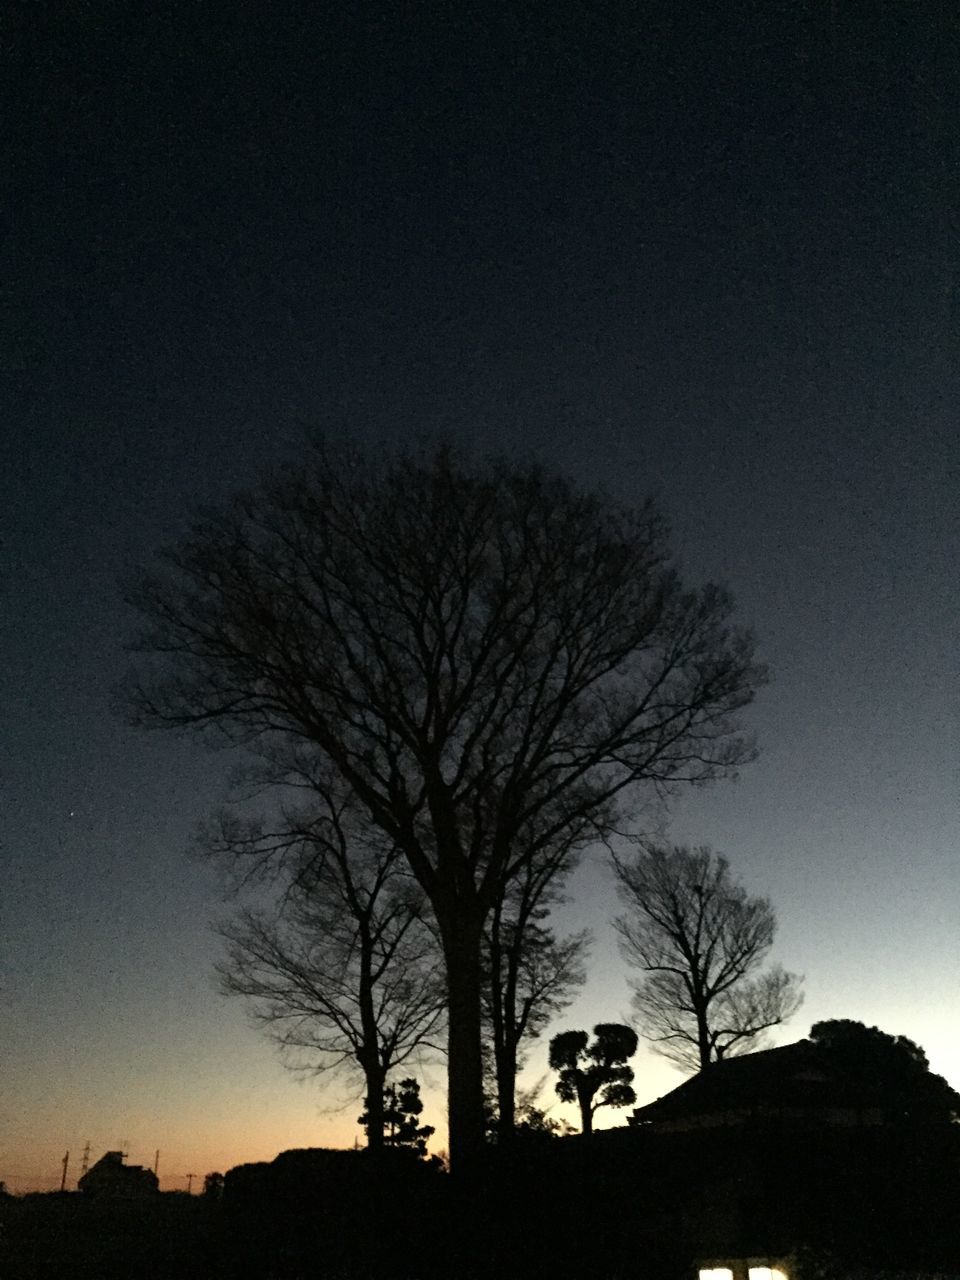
[3,2,959,1191]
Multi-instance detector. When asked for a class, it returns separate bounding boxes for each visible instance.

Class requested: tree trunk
[695,1001,712,1071]
[579,1093,594,1137]
[495,1039,517,1143]
[442,913,487,1178]
[358,917,385,1149]
[362,1067,386,1151]
[489,900,518,1144]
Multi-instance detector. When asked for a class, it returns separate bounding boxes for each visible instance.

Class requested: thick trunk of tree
[579,1097,594,1137]
[362,1068,386,1151]
[442,914,487,1178]
[358,923,385,1150]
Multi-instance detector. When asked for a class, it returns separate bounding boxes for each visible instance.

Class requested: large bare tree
[211,770,445,1150]
[613,842,802,1071]
[124,441,764,1174]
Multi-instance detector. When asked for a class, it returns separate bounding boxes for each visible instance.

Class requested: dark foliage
[809,1018,960,1124]
[0,1193,224,1280]
[221,1147,449,1279]
[4,1123,960,1279]
[359,1077,435,1156]
[549,1023,638,1135]
[513,1102,576,1141]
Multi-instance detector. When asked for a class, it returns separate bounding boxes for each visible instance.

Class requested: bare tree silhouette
[124,441,764,1173]
[614,842,802,1070]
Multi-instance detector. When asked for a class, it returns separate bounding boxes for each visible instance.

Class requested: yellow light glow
[699,1270,733,1280]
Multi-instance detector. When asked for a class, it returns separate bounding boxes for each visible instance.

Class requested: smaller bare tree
[613,842,802,1071]
[213,773,446,1149]
[483,845,590,1142]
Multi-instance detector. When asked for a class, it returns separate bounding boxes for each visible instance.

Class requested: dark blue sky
[3,1,959,1188]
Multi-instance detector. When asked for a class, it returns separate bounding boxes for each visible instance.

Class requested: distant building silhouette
[78,1150,159,1196]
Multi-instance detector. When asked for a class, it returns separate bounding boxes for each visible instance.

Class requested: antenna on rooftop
[60,1151,69,1193]
[186,1172,196,1194]
[80,1142,91,1179]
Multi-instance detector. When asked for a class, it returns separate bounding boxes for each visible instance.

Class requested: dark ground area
[0,1192,223,1280]
[3,1127,960,1280]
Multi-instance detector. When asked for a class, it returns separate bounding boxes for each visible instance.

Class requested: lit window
[699,1271,733,1280]
[749,1269,788,1280]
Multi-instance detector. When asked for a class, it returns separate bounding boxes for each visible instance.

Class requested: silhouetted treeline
[222,1147,449,1279]
[482,1123,960,1279]
[4,1127,960,1279]
[217,1128,960,1279]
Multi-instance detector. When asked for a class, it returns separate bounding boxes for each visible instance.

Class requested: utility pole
[153,1150,160,1178]
[186,1172,195,1194]
[60,1151,69,1192]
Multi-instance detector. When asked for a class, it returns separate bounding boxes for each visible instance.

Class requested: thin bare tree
[212,771,445,1150]
[483,849,590,1142]
[124,441,764,1174]
[613,842,803,1071]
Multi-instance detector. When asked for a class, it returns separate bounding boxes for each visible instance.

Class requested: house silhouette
[78,1150,158,1197]
[629,1040,885,1131]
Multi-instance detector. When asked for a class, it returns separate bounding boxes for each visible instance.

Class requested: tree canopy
[810,1019,960,1125]
[124,440,764,1173]
[549,1023,638,1135]
[359,1078,435,1157]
